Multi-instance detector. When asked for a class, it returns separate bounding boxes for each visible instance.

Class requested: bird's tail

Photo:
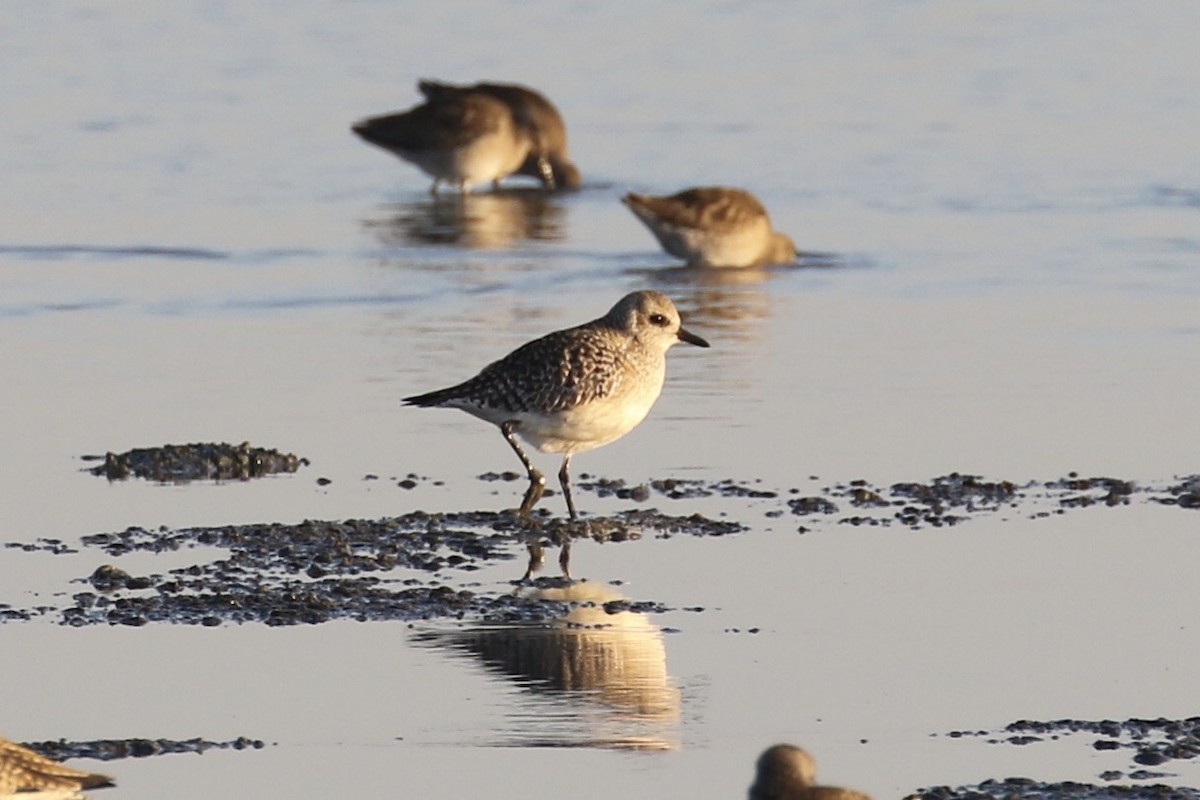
[402,386,460,407]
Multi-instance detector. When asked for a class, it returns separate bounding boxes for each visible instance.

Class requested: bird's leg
[558,455,578,521]
[557,535,572,578]
[502,421,544,516]
[429,179,441,195]
[517,529,545,583]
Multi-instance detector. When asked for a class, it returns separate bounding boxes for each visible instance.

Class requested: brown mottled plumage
[418,80,581,190]
[623,187,798,268]
[404,291,708,519]
[0,737,114,795]
[352,79,579,193]
[749,745,871,800]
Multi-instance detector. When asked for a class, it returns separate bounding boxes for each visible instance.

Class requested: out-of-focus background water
[2,2,1198,798]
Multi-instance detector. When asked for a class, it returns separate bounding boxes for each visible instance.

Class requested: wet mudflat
[6,458,1200,797]
[9,449,1198,632]
[3,2,1200,800]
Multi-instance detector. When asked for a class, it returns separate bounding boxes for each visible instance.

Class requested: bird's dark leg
[557,535,572,578]
[558,455,578,521]
[518,530,545,582]
[502,421,544,516]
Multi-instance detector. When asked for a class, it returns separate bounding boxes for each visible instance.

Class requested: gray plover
[623,187,798,268]
[352,80,579,193]
[403,291,709,520]
[749,744,872,800]
[0,736,114,796]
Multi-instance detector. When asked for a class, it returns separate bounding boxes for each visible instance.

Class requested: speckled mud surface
[943,717,1200,777]
[907,717,1200,800]
[2,508,736,627]
[575,472,1200,529]
[4,470,1196,630]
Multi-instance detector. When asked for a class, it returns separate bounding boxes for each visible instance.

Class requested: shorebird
[417,80,581,191]
[749,744,872,800]
[403,291,709,520]
[0,736,114,797]
[623,186,798,268]
[352,80,580,193]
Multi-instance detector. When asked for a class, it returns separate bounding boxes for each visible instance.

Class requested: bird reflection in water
[412,581,681,751]
[516,516,647,583]
[645,263,775,340]
[519,524,572,582]
[363,190,566,251]
[634,247,845,337]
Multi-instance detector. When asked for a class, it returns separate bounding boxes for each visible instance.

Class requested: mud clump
[577,475,776,501]
[85,442,307,482]
[478,471,522,482]
[0,604,32,622]
[25,736,265,762]
[606,509,745,537]
[1156,476,1200,509]
[574,476,653,502]
[89,564,152,592]
[889,473,1020,525]
[1047,475,1136,507]
[788,497,839,515]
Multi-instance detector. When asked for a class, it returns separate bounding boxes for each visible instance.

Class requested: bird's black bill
[678,327,710,348]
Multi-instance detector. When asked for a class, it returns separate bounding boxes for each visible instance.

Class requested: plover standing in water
[403,291,709,520]
[352,80,579,193]
[623,186,798,268]
[0,736,114,796]
[416,80,581,190]
[749,744,872,800]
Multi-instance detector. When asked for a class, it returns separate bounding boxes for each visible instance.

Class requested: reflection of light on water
[412,581,680,752]
[619,254,851,400]
[636,253,844,340]
[363,191,566,251]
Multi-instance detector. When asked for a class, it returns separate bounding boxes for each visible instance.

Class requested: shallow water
[2,2,1199,799]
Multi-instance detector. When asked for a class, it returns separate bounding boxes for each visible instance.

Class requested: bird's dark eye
[649,313,669,326]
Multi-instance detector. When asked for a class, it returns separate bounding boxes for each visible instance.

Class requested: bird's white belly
[674,220,770,268]
[514,379,664,455]
[406,131,525,186]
